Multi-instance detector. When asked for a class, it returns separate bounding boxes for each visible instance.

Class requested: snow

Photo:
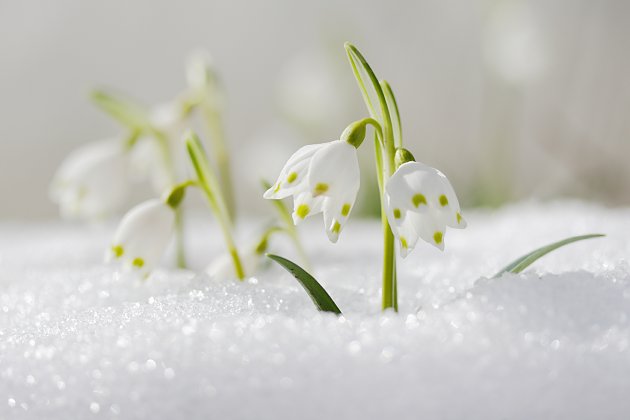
[1,201,629,419]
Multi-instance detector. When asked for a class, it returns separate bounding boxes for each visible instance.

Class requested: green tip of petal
[341,203,351,217]
[111,245,124,258]
[400,237,408,249]
[439,195,449,207]
[393,208,402,219]
[132,257,145,268]
[313,183,329,196]
[332,221,341,234]
[433,231,443,245]
[456,212,463,224]
[287,172,298,184]
[296,204,310,219]
[412,193,427,207]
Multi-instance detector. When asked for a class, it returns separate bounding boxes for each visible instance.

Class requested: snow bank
[1,201,629,419]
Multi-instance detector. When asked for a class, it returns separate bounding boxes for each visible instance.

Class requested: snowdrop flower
[50,138,130,220]
[385,155,466,257]
[263,138,360,243]
[107,198,176,278]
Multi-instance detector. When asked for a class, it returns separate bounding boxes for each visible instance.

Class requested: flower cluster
[264,140,360,243]
[264,130,465,257]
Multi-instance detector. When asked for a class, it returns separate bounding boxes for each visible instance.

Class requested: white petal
[291,191,325,225]
[394,212,422,258]
[386,160,466,254]
[263,143,325,199]
[432,173,466,229]
[413,210,447,251]
[323,191,357,243]
[306,140,360,199]
[388,161,444,211]
[110,199,175,276]
[186,50,214,90]
[51,139,131,221]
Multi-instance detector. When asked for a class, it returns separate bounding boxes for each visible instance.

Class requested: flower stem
[345,43,398,311]
[153,129,188,269]
[261,180,311,270]
[185,131,245,280]
[174,208,187,268]
[201,101,236,224]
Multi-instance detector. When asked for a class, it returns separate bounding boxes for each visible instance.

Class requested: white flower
[385,161,466,256]
[50,138,130,220]
[263,140,360,243]
[206,248,261,281]
[107,199,175,277]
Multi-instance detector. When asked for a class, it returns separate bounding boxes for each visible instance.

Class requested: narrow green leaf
[344,42,384,121]
[267,254,342,314]
[91,89,151,130]
[493,233,605,278]
[381,80,402,149]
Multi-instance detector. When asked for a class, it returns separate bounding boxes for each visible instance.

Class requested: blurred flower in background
[1,0,629,220]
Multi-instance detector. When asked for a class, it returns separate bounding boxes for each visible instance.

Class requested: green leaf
[381,80,402,149]
[344,42,384,121]
[184,131,231,223]
[493,233,605,278]
[91,89,151,130]
[267,254,342,315]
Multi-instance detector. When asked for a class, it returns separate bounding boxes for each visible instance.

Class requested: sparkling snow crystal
[1,202,629,419]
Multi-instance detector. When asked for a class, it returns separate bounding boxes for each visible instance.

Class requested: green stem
[345,43,397,311]
[153,129,188,269]
[174,208,187,268]
[262,180,311,270]
[186,131,245,280]
[200,91,236,224]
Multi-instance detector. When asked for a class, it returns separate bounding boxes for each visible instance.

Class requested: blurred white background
[1,0,629,219]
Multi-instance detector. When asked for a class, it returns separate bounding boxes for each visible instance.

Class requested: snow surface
[1,201,629,419]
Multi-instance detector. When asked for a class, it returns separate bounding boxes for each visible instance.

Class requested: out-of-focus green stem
[199,84,236,224]
[153,129,187,269]
[186,131,244,280]
[261,180,311,270]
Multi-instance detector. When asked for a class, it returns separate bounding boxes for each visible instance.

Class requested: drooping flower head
[385,156,466,257]
[263,139,360,243]
[50,138,130,221]
[106,198,176,278]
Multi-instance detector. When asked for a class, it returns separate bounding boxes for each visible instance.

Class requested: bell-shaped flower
[263,139,360,243]
[106,199,175,278]
[385,161,466,257]
[50,138,130,220]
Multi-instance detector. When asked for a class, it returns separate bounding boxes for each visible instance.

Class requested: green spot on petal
[400,237,408,249]
[332,221,341,234]
[456,212,462,224]
[296,204,310,219]
[313,183,329,196]
[412,193,427,207]
[273,183,281,193]
[393,208,401,219]
[287,172,297,183]
[439,194,449,207]
[433,231,443,244]
[341,203,351,217]
[132,257,145,268]
[111,245,124,258]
